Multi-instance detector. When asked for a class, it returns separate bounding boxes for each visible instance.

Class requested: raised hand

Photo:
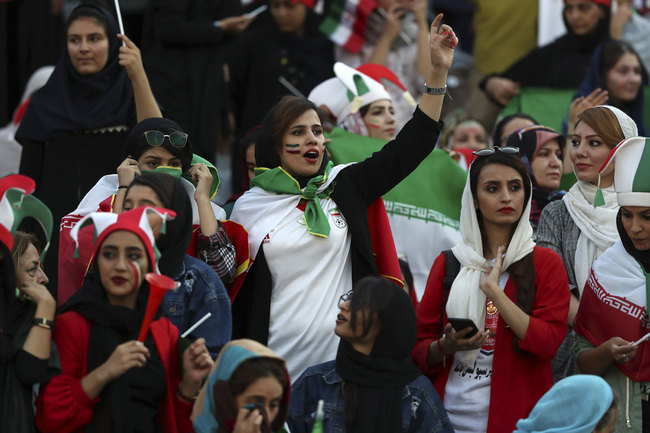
[380,3,408,42]
[189,163,213,202]
[429,13,457,71]
[117,156,141,188]
[118,34,146,82]
[568,88,609,132]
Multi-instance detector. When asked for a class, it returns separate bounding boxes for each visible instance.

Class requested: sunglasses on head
[473,146,520,157]
[144,130,188,148]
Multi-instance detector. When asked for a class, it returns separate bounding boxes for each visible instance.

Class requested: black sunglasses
[473,146,520,157]
[144,130,188,148]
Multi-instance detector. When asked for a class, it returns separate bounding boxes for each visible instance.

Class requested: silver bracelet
[424,83,447,96]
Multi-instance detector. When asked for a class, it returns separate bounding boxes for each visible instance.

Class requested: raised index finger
[431,13,443,34]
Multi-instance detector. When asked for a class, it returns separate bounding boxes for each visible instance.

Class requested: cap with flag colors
[0,174,53,259]
[335,62,391,118]
[69,206,176,273]
[319,0,378,54]
[599,136,650,207]
[356,63,416,107]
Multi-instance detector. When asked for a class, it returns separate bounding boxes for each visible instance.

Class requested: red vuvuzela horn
[138,273,179,342]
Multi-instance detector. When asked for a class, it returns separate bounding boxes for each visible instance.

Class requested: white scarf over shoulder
[447,170,535,366]
[563,182,618,295]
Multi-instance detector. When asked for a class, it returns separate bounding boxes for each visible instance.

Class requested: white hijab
[564,105,638,295]
[448,159,535,366]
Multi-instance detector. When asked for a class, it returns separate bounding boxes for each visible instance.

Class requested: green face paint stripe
[285,143,299,148]
[353,74,369,96]
[632,138,650,193]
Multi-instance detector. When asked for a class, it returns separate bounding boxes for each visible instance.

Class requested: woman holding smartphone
[412,148,570,433]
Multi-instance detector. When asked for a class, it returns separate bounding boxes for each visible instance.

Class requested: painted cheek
[285,143,301,154]
[128,261,141,293]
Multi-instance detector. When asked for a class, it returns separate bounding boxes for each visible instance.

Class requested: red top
[36,311,194,433]
[412,246,570,433]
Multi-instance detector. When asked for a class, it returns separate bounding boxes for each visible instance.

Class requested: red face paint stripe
[286,150,301,154]
[365,123,381,129]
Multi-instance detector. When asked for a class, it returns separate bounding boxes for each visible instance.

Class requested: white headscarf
[564,105,638,295]
[447,157,535,366]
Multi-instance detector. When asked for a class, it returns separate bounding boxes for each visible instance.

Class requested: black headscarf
[126,172,193,277]
[617,208,650,273]
[558,3,610,52]
[335,277,421,433]
[255,102,330,188]
[123,117,194,174]
[15,4,134,142]
[60,268,165,433]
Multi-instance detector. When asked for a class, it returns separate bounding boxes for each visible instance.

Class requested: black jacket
[232,107,443,343]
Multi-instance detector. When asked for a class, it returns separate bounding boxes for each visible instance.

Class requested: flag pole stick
[113,0,126,46]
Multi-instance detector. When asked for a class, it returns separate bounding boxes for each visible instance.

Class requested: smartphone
[447,317,479,338]
[246,4,268,19]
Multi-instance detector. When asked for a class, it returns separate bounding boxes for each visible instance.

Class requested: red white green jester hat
[599,136,650,206]
[69,206,176,274]
[0,174,53,260]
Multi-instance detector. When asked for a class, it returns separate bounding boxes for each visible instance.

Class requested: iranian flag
[320,0,378,54]
[326,127,466,299]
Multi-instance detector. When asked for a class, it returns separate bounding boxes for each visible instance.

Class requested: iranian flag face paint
[285,143,301,154]
[279,109,326,178]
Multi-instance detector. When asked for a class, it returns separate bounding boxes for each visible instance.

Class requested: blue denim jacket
[288,361,454,433]
[160,255,232,357]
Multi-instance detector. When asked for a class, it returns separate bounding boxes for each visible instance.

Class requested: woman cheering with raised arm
[230,14,457,381]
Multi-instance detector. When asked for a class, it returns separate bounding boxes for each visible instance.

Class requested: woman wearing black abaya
[15,4,161,287]
[142,0,252,162]
[288,277,453,433]
[481,0,611,107]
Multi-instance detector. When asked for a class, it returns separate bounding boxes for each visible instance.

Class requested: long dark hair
[469,153,537,320]
[599,40,647,98]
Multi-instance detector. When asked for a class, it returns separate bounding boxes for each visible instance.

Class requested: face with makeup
[97,230,148,308]
[606,53,642,103]
[564,0,605,36]
[279,109,326,178]
[570,121,614,186]
[335,296,380,354]
[451,121,488,150]
[362,99,396,141]
[473,163,526,229]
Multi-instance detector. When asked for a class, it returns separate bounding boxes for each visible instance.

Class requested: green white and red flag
[319,0,378,54]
